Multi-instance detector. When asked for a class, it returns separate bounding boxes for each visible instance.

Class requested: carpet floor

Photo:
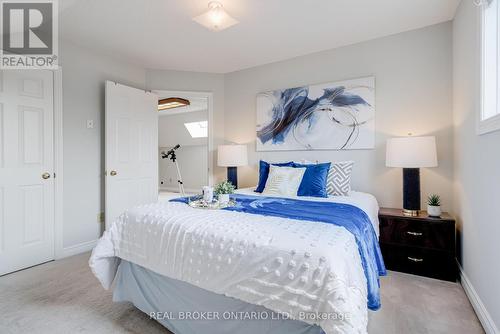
[0,252,484,334]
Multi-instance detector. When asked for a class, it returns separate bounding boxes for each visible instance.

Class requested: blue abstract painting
[256,77,375,151]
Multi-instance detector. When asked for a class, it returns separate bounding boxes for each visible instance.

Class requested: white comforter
[90,197,371,334]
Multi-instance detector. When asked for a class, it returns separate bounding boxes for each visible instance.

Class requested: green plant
[214,180,235,195]
[427,194,441,206]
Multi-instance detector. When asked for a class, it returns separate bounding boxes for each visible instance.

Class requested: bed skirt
[113,260,324,334]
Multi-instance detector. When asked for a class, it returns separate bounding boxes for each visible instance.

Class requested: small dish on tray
[187,195,236,210]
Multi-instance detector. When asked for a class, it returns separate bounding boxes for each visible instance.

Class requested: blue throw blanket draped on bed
[171,194,386,310]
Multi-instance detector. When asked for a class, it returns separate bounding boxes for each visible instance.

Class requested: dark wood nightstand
[379,208,457,281]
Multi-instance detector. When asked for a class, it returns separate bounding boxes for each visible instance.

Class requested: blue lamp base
[403,168,420,216]
[227,167,238,189]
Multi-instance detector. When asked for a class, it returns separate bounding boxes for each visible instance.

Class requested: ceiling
[59,0,460,73]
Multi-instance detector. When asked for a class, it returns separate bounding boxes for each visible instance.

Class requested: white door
[105,81,158,230]
[0,70,54,276]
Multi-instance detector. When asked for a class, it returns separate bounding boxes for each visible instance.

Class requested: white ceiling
[59,0,460,73]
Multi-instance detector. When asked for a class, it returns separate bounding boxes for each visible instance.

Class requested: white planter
[427,205,442,217]
[218,194,230,204]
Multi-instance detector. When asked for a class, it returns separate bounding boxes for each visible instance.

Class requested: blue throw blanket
[171,194,386,310]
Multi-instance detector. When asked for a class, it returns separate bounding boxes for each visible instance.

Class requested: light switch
[86,119,94,129]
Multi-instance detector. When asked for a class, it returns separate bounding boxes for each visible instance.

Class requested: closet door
[0,70,54,275]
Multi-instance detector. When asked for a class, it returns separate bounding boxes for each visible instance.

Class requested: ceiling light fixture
[193,1,238,31]
[158,97,190,111]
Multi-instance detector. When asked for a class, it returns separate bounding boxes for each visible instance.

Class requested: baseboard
[459,265,499,334]
[159,186,199,194]
[58,239,98,259]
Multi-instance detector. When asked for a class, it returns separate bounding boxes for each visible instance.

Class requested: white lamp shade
[386,136,438,168]
[217,145,248,167]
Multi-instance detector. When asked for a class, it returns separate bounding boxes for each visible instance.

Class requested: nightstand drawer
[381,244,456,281]
[380,217,454,251]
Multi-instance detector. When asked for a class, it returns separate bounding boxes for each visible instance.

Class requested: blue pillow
[292,162,331,198]
[255,160,294,193]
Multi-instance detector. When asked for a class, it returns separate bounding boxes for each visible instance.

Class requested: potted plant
[427,194,442,217]
[214,180,235,204]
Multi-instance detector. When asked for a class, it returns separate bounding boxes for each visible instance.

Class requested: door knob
[110,170,117,176]
[42,172,51,179]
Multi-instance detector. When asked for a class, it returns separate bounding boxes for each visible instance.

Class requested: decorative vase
[219,193,230,204]
[427,205,442,217]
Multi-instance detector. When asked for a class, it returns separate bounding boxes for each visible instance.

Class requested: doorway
[155,91,211,198]
[104,85,214,229]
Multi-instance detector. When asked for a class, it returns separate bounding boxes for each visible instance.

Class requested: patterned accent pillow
[326,161,354,196]
[263,166,306,197]
[255,160,294,193]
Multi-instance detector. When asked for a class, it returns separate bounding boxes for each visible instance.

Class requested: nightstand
[379,208,457,281]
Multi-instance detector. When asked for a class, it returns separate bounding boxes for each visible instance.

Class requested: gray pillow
[326,161,354,196]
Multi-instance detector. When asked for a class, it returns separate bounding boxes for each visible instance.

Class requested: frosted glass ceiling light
[193,1,238,31]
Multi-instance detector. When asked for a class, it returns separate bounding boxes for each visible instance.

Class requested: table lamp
[217,144,248,189]
[386,136,438,216]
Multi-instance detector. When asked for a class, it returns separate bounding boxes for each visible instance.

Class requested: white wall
[159,110,207,147]
[224,23,454,210]
[159,110,208,192]
[159,146,208,192]
[146,70,225,183]
[60,40,146,250]
[453,1,500,331]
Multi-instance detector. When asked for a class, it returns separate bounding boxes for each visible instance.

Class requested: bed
[90,188,385,334]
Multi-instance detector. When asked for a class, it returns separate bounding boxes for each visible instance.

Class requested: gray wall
[60,40,146,250]
[453,1,500,330]
[159,110,208,192]
[224,23,454,210]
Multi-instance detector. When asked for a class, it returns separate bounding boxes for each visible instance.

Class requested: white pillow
[263,165,306,196]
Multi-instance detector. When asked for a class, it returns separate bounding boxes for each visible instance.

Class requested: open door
[105,81,158,230]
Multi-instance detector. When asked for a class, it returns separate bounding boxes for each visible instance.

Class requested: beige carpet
[0,253,484,334]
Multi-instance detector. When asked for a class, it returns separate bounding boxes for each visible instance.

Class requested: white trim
[459,265,500,334]
[53,67,64,259]
[477,0,500,135]
[60,240,98,258]
[477,113,500,134]
[152,90,214,186]
[208,92,214,186]
[160,186,199,194]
